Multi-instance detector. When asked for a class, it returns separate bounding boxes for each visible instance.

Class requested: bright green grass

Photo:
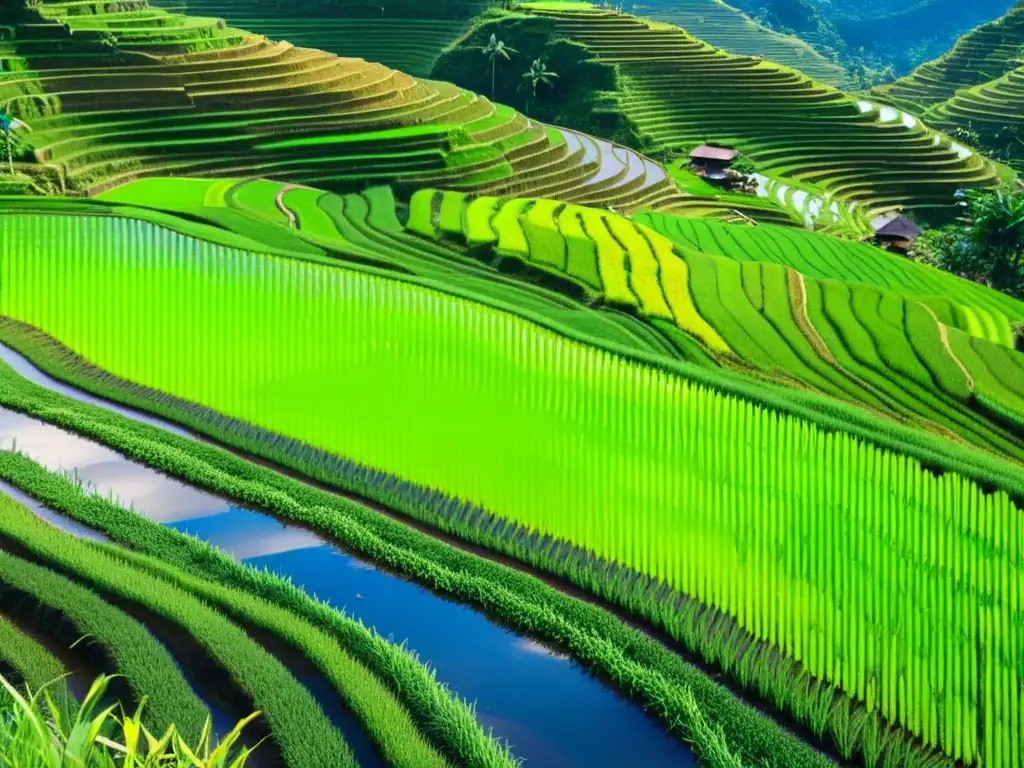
[255,125,456,151]
[1,211,1022,768]
[635,212,1024,347]
[0,492,356,768]
[0,547,210,742]
[0,614,73,717]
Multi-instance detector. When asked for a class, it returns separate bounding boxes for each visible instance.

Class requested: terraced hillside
[873,3,1024,170]
[873,2,1024,112]
[74,175,1024,462]
[2,182,1023,768]
[634,0,856,88]
[0,0,699,214]
[917,69,1024,173]
[408,186,1024,462]
[152,0,471,77]
[513,3,1002,221]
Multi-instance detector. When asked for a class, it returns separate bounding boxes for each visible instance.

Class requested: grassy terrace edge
[0,469,452,768]
[0,320,837,767]
[2,201,1021,500]
[0,495,359,768]
[0,322,969,767]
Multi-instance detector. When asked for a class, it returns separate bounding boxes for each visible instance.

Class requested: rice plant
[0,672,260,767]
[1,213,1022,766]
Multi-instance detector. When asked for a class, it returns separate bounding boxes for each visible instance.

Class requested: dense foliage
[913,187,1024,302]
[432,12,638,145]
[2,209,1022,767]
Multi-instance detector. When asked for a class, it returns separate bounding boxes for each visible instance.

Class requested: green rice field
[1,0,1023,766]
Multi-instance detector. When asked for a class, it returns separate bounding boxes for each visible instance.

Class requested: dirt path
[788,268,836,363]
[921,302,975,393]
[274,184,300,228]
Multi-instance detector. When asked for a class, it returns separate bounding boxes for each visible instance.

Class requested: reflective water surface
[0,343,695,766]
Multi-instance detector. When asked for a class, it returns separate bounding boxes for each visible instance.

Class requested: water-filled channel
[0,344,695,767]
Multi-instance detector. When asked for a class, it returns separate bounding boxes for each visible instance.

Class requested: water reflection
[0,344,697,766]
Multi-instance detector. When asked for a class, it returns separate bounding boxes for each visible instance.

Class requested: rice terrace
[0,0,1023,764]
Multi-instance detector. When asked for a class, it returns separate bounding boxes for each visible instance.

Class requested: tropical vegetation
[1,1,1023,768]
[912,186,1024,300]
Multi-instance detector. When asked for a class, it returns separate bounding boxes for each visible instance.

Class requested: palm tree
[481,33,516,99]
[518,57,557,117]
[0,105,29,175]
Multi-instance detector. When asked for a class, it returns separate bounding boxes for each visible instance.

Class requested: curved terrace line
[0,346,695,768]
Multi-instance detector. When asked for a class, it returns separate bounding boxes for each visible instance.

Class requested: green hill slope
[150,0,472,77]
[634,0,856,88]
[437,3,1002,233]
[0,0,705,214]
[873,3,1024,170]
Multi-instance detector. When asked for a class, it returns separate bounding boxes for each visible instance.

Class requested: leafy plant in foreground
[914,186,1024,299]
[0,672,260,767]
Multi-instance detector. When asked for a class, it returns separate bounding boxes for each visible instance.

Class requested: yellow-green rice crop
[1,213,1022,767]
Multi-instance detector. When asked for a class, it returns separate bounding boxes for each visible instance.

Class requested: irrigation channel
[0,344,696,767]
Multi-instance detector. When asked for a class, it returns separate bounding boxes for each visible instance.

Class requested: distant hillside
[873,3,1024,170]
[714,0,1018,76]
[632,0,856,88]
[435,3,1002,233]
[875,3,1024,110]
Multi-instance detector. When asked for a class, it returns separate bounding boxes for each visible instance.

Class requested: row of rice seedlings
[1,458,449,768]
[0,316,977,768]
[0,614,74,719]
[489,507,960,768]
[2,214,1023,766]
[0,491,356,768]
[0,333,525,768]
[634,213,1024,347]
[0,671,260,768]
[0,550,210,742]
[0,405,803,768]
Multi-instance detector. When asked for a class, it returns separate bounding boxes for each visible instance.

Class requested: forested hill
[871,1,1024,170]
[694,0,1018,76]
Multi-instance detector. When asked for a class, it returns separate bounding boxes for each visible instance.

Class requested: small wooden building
[688,145,739,174]
[871,214,922,253]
